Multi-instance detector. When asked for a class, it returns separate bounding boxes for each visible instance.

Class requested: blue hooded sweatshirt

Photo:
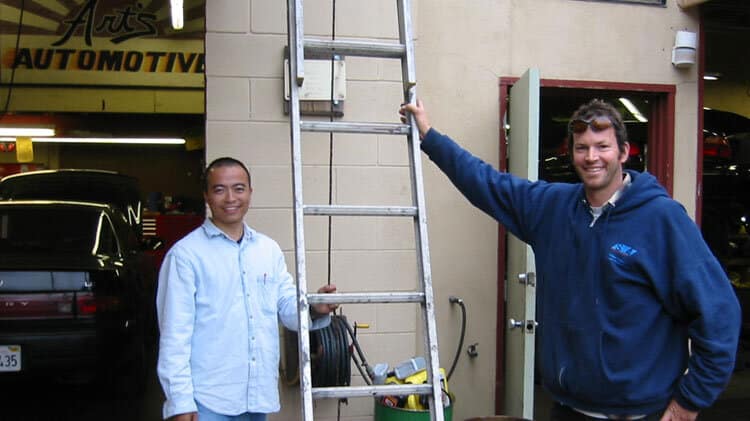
[421,128,740,416]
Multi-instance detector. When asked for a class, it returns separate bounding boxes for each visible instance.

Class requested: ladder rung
[312,384,433,399]
[303,205,417,217]
[308,292,425,304]
[304,38,406,59]
[300,121,410,135]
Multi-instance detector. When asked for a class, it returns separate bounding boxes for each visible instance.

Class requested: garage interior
[0,0,207,417]
[1,0,749,419]
[0,0,208,245]
[694,1,750,418]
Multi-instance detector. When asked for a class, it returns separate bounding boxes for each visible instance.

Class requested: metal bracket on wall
[282,46,346,117]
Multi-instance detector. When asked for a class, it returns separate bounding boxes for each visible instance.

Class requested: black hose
[447,296,467,381]
[334,317,350,385]
[350,348,370,383]
[341,316,374,383]
[311,315,351,387]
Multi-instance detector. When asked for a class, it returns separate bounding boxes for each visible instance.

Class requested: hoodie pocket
[545,323,610,402]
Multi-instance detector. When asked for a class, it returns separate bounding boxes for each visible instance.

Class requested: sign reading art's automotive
[0,0,205,88]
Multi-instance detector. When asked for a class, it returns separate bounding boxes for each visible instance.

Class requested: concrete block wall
[206,1,424,419]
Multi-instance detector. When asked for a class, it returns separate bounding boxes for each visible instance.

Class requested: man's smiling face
[571,123,629,205]
[203,164,252,233]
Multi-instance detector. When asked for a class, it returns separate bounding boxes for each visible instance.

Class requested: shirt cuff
[163,394,198,420]
[423,127,437,142]
[310,313,332,330]
[674,391,700,412]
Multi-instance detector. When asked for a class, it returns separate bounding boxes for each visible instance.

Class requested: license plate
[0,345,21,372]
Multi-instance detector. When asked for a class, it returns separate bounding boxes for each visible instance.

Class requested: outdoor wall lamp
[672,30,697,68]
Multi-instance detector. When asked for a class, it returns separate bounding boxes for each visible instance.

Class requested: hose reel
[283,315,354,387]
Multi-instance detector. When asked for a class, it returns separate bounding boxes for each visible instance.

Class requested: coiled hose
[311,315,353,387]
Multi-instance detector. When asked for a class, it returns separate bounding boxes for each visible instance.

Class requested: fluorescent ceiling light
[618,97,648,123]
[0,126,55,137]
[0,137,185,145]
[703,73,721,81]
[170,0,184,30]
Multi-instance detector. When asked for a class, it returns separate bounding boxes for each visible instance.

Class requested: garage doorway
[0,1,206,418]
[698,3,750,417]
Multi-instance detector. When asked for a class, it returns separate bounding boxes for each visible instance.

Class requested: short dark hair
[202,157,252,192]
[567,99,629,155]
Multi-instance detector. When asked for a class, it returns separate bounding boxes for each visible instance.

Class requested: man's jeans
[196,401,267,421]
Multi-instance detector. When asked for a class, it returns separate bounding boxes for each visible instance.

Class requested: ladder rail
[286,1,315,420]
[290,0,305,86]
[398,1,444,420]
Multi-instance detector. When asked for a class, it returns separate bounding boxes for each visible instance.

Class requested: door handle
[508,318,538,333]
[508,318,524,329]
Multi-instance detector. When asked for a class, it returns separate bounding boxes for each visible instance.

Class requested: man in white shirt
[157,157,337,421]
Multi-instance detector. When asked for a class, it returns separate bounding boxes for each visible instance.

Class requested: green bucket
[374,399,453,421]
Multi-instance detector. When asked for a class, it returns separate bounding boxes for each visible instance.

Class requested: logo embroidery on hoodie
[608,243,637,265]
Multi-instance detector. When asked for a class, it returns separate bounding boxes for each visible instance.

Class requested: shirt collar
[202,218,255,242]
[607,172,632,207]
[587,173,632,227]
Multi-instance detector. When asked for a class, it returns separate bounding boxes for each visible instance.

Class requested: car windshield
[0,207,109,254]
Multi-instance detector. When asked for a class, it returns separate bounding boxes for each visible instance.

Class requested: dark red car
[0,201,158,392]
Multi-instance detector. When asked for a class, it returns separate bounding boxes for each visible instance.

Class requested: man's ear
[620,141,630,163]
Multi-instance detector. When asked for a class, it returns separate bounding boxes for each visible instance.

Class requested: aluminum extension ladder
[285,1,444,420]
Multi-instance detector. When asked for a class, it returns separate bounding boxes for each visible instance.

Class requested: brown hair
[567,99,629,156]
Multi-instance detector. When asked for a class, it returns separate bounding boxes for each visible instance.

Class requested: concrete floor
[2,359,748,420]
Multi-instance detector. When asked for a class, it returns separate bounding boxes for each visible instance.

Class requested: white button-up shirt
[156,220,330,418]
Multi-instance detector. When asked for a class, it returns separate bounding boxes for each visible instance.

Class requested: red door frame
[696,16,706,225]
[494,78,676,414]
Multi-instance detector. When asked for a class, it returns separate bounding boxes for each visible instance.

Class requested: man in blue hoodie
[400,99,740,421]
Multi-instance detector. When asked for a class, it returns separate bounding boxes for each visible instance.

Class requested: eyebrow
[210,182,247,189]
